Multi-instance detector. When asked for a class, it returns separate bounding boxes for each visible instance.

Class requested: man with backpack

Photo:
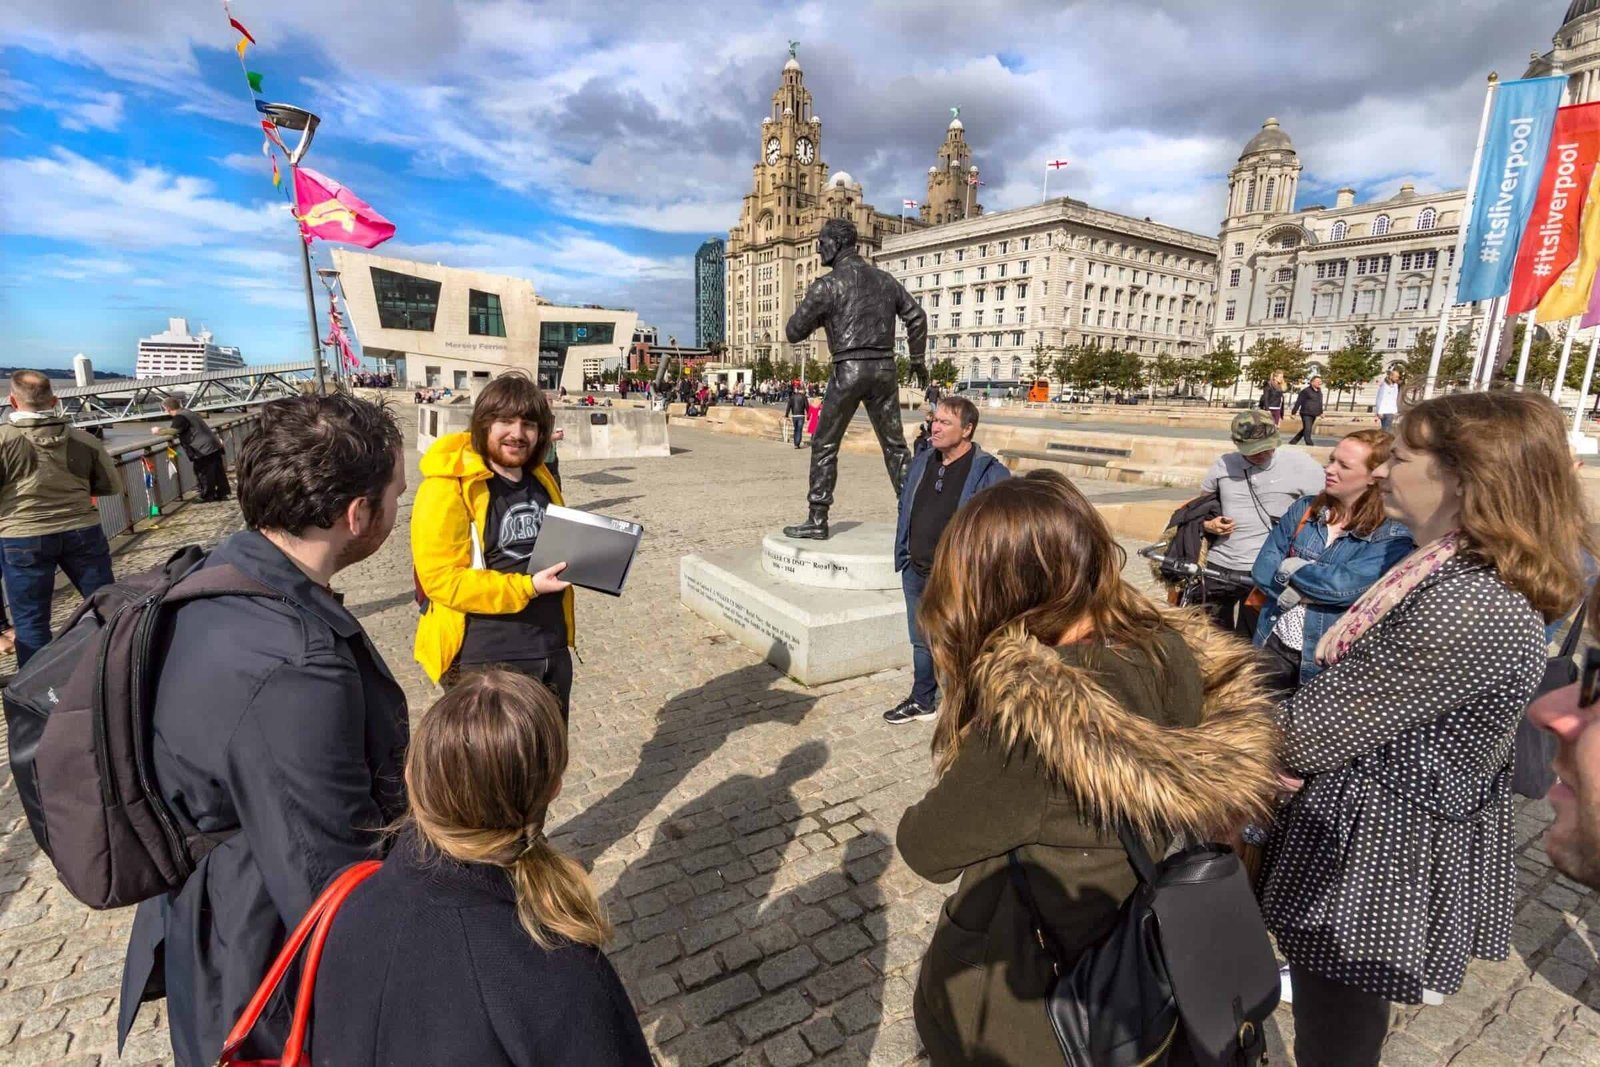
[115,393,410,1066]
[0,368,121,666]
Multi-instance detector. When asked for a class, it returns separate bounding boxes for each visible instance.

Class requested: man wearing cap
[1198,410,1324,635]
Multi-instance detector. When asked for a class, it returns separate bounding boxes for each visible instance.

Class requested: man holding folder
[412,372,577,717]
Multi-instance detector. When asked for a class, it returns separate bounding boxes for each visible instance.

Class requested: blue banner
[1458,76,1567,303]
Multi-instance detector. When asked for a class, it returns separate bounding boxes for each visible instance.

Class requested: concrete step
[998,447,1208,490]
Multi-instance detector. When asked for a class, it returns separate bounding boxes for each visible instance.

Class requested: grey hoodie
[0,413,122,537]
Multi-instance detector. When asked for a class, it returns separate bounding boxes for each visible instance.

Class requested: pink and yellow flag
[291,167,394,248]
[1509,102,1600,315]
[1540,166,1600,322]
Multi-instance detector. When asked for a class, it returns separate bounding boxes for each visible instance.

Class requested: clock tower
[724,48,914,367]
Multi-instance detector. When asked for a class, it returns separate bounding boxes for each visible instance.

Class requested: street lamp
[259,102,328,394]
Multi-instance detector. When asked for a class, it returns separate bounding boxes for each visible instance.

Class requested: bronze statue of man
[782,218,927,540]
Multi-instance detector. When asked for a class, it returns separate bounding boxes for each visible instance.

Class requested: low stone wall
[415,402,670,460]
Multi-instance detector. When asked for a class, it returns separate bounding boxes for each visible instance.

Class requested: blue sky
[0,0,1562,372]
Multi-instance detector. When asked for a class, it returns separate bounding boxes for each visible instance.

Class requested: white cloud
[56,89,123,131]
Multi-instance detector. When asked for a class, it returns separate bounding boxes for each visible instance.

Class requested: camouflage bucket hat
[1231,410,1281,456]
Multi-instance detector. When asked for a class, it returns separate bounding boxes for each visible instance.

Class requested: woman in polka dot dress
[1257,391,1592,1067]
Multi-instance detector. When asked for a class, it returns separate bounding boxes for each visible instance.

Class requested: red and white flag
[903,199,918,208]
[1047,159,1070,170]
[967,173,984,187]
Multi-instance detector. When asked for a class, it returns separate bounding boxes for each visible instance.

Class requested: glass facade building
[695,237,725,349]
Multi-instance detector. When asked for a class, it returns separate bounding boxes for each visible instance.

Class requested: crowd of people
[350,371,397,389]
[3,362,1599,1067]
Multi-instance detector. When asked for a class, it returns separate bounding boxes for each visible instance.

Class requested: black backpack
[3,546,277,909]
[1007,830,1280,1067]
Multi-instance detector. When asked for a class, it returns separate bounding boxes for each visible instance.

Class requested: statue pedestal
[681,521,910,686]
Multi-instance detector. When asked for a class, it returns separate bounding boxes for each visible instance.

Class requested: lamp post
[258,102,327,394]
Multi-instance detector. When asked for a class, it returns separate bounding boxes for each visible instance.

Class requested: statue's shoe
[782,518,830,540]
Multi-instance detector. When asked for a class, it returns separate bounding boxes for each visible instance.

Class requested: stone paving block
[734,988,812,1042]
[669,1020,743,1067]
[757,946,820,991]
[762,1027,815,1067]
[683,973,762,1026]
[681,949,726,990]
[683,912,745,956]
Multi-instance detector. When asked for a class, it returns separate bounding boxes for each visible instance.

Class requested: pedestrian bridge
[0,361,319,427]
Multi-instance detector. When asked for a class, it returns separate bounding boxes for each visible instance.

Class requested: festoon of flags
[1426,74,1566,398]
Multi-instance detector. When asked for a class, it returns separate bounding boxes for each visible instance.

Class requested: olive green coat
[897,612,1280,1066]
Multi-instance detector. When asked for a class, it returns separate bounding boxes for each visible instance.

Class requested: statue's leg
[861,360,913,494]
[806,362,867,508]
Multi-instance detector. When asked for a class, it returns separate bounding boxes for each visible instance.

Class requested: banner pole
[1515,311,1536,386]
[1571,331,1599,439]
[1427,72,1500,400]
[1476,295,1508,388]
[1553,315,1580,404]
[1043,167,1049,205]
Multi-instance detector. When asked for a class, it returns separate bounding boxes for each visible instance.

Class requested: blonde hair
[921,471,1168,774]
[1270,370,1287,388]
[402,670,610,950]
[1400,390,1592,621]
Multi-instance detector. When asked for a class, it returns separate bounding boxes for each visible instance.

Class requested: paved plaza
[0,406,1597,1065]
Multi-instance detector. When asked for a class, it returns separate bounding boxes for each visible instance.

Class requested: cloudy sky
[0,0,1569,371]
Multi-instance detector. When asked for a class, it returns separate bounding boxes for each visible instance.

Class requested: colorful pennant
[229,16,256,44]
[246,71,263,92]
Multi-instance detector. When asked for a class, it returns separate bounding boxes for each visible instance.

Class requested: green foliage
[1204,338,1242,394]
[1149,352,1182,392]
[1106,350,1146,393]
[753,354,775,383]
[1243,337,1310,388]
[772,358,796,385]
[894,356,911,385]
[1325,325,1382,409]
[929,358,959,384]
[802,357,829,384]
[1029,342,1054,382]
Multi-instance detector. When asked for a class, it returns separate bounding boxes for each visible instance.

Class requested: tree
[1106,351,1146,394]
[753,354,775,384]
[772,358,796,385]
[1243,337,1310,391]
[1403,326,1475,388]
[1203,339,1242,402]
[1149,352,1182,397]
[1175,356,1207,397]
[894,356,911,385]
[929,357,959,385]
[1029,342,1054,383]
[802,357,829,385]
[1325,325,1382,409]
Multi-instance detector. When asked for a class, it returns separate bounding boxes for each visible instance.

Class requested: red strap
[1285,505,1316,559]
[217,861,381,1066]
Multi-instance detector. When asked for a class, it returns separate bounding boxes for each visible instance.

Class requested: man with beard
[782,217,927,540]
[412,371,575,712]
[118,394,411,1066]
[1530,608,1600,889]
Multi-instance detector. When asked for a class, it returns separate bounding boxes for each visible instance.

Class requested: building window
[1400,286,1423,311]
[975,288,986,303]
[1417,207,1437,230]
[468,289,506,337]
[999,241,1009,254]
[951,312,962,328]
[1016,307,1027,323]
[933,252,942,265]
[1246,177,1257,211]
[1012,331,1024,346]
[1271,297,1287,319]
[900,259,908,271]
[1228,268,1241,287]
[1274,267,1292,282]
[1330,220,1347,241]
[540,321,615,346]
[1373,214,1391,236]
[917,256,925,267]
[993,333,1004,348]
[951,290,963,306]
[1233,242,1244,255]
[994,285,1006,300]
[1264,177,1276,210]
[1017,283,1029,299]
[1356,255,1391,275]
[1224,300,1237,322]
[995,308,1005,324]
[933,273,941,285]
[1386,328,1400,349]
[1021,237,1031,251]
[1313,292,1336,317]
[930,314,939,329]
[955,249,965,262]
[1352,290,1378,315]
[978,244,988,257]
[930,292,941,308]
[371,267,442,331]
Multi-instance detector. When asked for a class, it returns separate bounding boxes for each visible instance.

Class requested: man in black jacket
[1289,375,1325,446]
[784,378,809,448]
[782,217,927,540]
[118,394,410,1067]
[153,396,230,501]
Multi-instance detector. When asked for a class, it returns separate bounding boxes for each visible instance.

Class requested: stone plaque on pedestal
[681,522,909,686]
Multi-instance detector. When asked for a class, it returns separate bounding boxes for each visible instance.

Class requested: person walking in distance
[1375,368,1401,433]
[886,396,1009,725]
[0,369,120,666]
[412,372,576,717]
[785,379,808,448]
[117,393,411,1066]
[1290,375,1325,445]
[1260,370,1287,426]
[153,396,230,502]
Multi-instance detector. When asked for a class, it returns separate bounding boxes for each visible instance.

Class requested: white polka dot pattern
[1257,558,1546,1005]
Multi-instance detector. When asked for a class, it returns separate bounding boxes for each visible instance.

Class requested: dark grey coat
[117,530,409,1066]
[786,248,928,359]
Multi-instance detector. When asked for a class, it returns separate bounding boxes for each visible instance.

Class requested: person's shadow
[603,741,897,1063]
[551,661,818,867]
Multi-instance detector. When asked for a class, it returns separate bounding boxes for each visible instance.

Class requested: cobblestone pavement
[0,406,1597,1066]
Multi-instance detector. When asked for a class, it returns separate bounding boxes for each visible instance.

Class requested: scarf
[1314,531,1460,667]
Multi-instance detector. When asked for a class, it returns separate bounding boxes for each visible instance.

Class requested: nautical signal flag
[291,167,395,248]
[1457,75,1566,303]
[1047,159,1069,169]
[1508,102,1600,316]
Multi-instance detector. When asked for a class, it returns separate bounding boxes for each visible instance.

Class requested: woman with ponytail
[311,670,650,1065]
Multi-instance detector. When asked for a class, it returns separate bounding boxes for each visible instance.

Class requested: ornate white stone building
[1527,1,1600,102]
[877,200,1217,389]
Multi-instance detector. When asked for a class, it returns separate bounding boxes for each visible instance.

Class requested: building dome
[784,56,801,71]
[829,171,854,187]
[1240,117,1295,159]
[948,117,964,131]
[928,165,938,173]
[1565,0,1600,26]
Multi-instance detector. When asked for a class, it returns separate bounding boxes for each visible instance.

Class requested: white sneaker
[1279,964,1293,1005]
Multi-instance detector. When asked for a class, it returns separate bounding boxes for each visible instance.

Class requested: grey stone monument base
[681,523,910,686]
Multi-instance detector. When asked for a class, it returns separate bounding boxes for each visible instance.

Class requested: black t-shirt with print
[907,446,975,577]
[457,472,568,665]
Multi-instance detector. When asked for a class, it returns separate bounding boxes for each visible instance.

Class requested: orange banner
[1509,102,1600,315]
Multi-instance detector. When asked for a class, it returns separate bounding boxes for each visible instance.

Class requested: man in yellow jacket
[412,372,577,714]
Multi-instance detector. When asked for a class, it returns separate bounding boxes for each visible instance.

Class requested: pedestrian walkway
[0,408,1595,1066]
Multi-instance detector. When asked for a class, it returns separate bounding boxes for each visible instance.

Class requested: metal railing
[95,414,260,540]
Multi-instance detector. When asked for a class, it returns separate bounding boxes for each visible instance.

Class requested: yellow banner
[1538,167,1600,321]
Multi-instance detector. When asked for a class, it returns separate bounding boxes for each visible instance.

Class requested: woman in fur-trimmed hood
[896,470,1281,1066]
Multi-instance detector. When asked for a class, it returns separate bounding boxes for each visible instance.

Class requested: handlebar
[1137,544,1256,591]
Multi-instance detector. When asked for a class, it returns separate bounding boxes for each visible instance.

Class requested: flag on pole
[902,198,918,208]
[967,173,984,186]
[235,37,249,61]
[246,71,263,92]
[1538,159,1600,322]
[1046,159,1069,170]
[1509,102,1600,314]
[1457,75,1567,303]
[229,17,257,44]
[325,305,359,370]
[260,119,286,151]
[291,166,395,247]
[270,154,281,188]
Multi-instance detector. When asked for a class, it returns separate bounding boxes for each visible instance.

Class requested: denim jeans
[1379,413,1395,433]
[902,567,937,708]
[791,416,805,447]
[2,524,116,667]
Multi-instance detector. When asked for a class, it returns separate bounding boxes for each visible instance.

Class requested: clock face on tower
[766,138,781,164]
[796,138,814,165]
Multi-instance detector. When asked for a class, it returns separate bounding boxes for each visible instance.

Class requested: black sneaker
[884,701,936,724]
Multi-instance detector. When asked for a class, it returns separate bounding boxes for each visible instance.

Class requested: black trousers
[446,648,574,722]
[193,451,231,501]
[1289,415,1318,446]
[1257,631,1303,698]
[807,356,911,508]
[1289,963,1391,1067]
[1200,573,1260,638]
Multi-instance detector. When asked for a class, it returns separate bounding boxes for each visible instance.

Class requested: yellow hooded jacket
[411,432,576,683]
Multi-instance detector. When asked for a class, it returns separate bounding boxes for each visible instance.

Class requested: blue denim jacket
[1251,495,1414,683]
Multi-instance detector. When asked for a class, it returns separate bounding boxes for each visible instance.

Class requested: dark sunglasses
[1583,647,1600,708]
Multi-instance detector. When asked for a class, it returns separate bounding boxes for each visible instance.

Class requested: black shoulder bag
[1515,600,1587,798]
[1006,831,1280,1067]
